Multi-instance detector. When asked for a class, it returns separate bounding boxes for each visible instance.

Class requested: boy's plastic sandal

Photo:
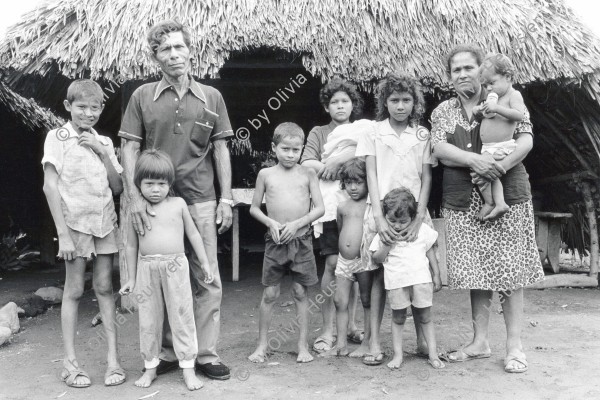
[362,352,385,366]
[104,366,126,386]
[61,368,91,388]
[313,335,336,353]
[504,354,528,373]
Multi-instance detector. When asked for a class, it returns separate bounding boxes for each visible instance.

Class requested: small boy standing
[42,79,125,388]
[119,150,213,391]
[370,188,444,370]
[248,122,325,364]
[320,158,375,358]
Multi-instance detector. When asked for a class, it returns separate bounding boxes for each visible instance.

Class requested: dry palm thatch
[1,0,600,92]
[0,80,62,131]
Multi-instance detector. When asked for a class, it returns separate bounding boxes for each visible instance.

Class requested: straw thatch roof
[2,0,600,94]
[0,79,62,131]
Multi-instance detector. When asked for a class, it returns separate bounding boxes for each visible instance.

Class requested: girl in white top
[370,188,443,370]
[355,73,436,366]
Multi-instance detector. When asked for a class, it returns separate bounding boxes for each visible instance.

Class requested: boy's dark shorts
[262,231,318,287]
[318,220,339,256]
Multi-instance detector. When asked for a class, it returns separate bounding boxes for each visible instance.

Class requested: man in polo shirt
[119,20,233,380]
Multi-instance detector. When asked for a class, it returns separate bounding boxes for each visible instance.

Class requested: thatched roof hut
[1,0,599,281]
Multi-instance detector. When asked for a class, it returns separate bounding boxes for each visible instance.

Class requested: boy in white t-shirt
[370,188,444,370]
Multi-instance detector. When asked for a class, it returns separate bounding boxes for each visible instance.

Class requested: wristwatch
[220,198,234,206]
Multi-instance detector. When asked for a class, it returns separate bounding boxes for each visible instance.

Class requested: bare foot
[297,347,314,363]
[182,368,203,391]
[349,343,370,358]
[387,355,403,369]
[319,345,349,358]
[477,203,494,221]
[135,368,157,388]
[428,357,446,369]
[248,346,268,363]
[483,203,509,221]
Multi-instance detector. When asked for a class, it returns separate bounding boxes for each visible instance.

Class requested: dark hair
[374,73,425,125]
[134,149,175,190]
[319,78,364,120]
[339,158,367,190]
[272,122,304,145]
[147,20,191,54]
[445,44,484,75]
[480,53,516,81]
[66,79,103,103]
[382,187,417,220]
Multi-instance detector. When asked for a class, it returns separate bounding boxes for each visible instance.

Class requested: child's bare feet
[135,368,157,388]
[297,346,314,363]
[483,203,509,221]
[182,368,203,391]
[319,345,349,358]
[478,203,494,221]
[387,354,403,369]
[348,343,370,358]
[248,346,268,363]
[428,357,446,369]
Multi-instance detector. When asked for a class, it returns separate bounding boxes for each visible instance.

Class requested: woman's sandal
[61,367,91,388]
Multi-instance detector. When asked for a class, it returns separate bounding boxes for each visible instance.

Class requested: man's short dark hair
[147,20,191,54]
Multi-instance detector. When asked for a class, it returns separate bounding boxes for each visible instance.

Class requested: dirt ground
[1,253,599,400]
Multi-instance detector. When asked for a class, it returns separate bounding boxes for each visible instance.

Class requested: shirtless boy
[120,150,213,391]
[248,122,325,364]
[320,158,373,358]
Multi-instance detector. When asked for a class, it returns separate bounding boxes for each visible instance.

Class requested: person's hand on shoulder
[130,194,155,236]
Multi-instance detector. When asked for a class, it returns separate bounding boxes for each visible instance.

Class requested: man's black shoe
[196,361,231,380]
[141,359,178,375]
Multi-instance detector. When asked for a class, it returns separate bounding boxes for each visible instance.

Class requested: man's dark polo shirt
[119,77,233,204]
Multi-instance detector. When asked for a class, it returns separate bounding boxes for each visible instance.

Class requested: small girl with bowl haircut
[119,150,213,391]
[472,53,526,221]
[370,188,443,369]
[355,73,436,365]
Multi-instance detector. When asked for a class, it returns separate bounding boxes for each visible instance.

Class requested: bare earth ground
[0,253,599,400]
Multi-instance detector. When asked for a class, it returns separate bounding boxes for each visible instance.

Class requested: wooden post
[581,182,599,280]
[232,208,240,282]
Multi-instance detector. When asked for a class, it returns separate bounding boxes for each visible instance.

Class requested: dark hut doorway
[208,48,325,187]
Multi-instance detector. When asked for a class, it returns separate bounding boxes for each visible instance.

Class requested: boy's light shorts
[387,282,433,310]
[68,227,118,259]
[335,254,366,282]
